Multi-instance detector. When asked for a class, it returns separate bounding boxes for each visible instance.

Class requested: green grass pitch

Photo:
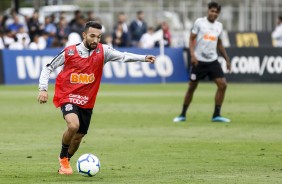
[0,83,281,184]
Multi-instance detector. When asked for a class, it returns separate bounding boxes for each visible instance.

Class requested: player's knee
[219,82,227,91]
[188,81,198,92]
[188,85,197,93]
[65,115,80,132]
[67,122,79,132]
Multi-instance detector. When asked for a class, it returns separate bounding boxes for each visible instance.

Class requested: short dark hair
[278,15,282,22]
[208,1,221,12]
[137,10,143,15]
[84,21,102,32]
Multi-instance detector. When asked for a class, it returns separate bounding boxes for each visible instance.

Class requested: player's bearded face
[83,28,102,50]
[207,8,219,22]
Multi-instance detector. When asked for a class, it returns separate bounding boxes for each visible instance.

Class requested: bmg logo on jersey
[70,73,95,84]
[203,33,216,41]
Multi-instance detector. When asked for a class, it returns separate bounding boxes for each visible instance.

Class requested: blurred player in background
[37,21,155,175]
[271,15,282,47]
[173,1,231,123]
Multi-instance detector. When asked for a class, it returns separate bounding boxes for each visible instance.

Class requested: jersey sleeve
[191,18,201,34]
[102,44,146,63]
[272,25,282,39]
[38,50,65,91]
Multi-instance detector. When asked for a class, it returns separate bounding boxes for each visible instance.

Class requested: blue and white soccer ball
[76,153,101,177]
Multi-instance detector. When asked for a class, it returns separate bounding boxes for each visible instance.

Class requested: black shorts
[190,60,224,81]
[61,103,93,134]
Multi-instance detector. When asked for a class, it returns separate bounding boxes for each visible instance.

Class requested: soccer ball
[76,153,101,177]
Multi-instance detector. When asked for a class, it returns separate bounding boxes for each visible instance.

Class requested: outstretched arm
[103,45,156,64]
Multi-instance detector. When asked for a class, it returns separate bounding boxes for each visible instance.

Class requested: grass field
[0,83,281,184]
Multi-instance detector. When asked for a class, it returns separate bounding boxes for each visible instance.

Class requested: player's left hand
[145,55,156,63]
[38,90,48,104]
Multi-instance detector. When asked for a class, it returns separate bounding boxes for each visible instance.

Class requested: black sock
[60,143,70,159]
[213,105,221,118]
[180,104,189,117]
[68,152,73,161]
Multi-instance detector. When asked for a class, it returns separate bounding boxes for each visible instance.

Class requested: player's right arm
[189,33,198,66]
[189,18,200,66]
[37,50,65,104]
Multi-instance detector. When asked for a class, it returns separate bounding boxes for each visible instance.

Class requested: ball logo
[190,74,196,80]
[70,73,95,84]
[65,104,73,111]
[67,49,75,56]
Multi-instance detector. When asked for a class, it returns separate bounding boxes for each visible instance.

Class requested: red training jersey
[53,44,104,109]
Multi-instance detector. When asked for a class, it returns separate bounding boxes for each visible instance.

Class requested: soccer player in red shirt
[37,21,155,175]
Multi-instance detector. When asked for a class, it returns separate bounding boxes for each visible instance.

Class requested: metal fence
[22,0,282,32]
[17,0,282,47]
[63,0,281,32]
